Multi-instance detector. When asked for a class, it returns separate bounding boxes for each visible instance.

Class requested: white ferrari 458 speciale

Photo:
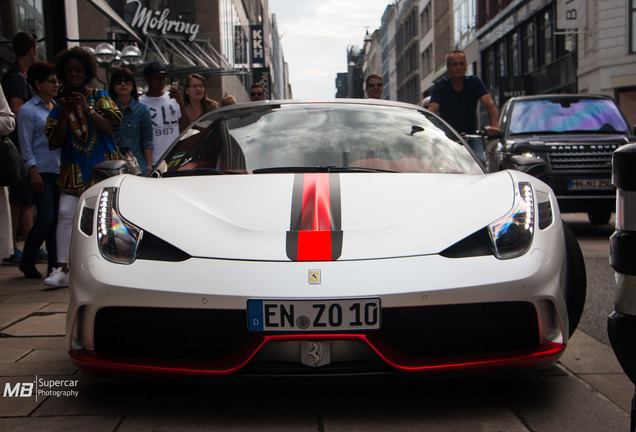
[67,99,586,377]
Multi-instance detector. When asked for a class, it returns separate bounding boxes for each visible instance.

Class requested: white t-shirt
[139,92,182,165]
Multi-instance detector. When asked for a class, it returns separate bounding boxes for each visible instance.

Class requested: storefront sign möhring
[127,0,200,41]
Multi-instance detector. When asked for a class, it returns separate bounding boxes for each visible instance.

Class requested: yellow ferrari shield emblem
[309,269,321,284]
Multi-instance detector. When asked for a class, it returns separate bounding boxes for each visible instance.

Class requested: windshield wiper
[253,166,398,174]
[162,168,241,177]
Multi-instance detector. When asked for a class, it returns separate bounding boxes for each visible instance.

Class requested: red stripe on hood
[298,174,333,260]
[287,173,342,261]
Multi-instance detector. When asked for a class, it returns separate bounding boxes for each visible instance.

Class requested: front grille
[379,302,539,357]
[547,145,618,170]
[94,302,539,365]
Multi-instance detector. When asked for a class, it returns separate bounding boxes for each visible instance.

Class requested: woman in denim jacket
[109,68,153,175]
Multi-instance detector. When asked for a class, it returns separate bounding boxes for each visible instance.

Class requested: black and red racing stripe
[286,173,343,261]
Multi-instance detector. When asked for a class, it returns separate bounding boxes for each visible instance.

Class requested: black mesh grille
[547,145,617,170]
[379,302,539,357]
[93,302,539,364]
[94,307,250,360]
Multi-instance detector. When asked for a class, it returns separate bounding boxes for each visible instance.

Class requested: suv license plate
[567,179,613,191]
[247,298,381,331]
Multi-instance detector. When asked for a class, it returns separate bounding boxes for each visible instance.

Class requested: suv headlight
[97,187,142,264]
[488,182,534,259]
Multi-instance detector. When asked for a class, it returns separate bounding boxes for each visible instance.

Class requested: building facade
[344,0,635,126]
[1,0,289,104]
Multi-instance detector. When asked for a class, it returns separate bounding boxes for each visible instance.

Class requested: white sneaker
[43,267,69,287]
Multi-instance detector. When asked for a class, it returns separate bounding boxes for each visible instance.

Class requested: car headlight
[488,182,534,259]
[97,187,142,264]
[522,152,542,160]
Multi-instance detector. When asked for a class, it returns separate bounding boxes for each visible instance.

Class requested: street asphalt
[0,239,633,431]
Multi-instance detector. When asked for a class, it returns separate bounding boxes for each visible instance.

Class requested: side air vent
[80,207,94,236]
[136,231,191,262]
[440,228,494,258]
[538,201,553,230]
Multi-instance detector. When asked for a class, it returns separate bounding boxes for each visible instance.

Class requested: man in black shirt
[429,50,499,163]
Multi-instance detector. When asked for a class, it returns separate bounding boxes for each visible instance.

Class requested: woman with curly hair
[43,46,121,287]
[182,73,217,123]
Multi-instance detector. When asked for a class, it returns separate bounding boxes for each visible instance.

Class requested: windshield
[508,99,629,135]
[162,103,482,175]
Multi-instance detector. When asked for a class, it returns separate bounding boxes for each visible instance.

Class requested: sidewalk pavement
[0,259,634,431]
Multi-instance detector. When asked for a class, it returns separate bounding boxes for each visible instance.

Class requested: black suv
[488,94,635,224]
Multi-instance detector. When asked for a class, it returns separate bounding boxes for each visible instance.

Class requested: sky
[268,0,393,99]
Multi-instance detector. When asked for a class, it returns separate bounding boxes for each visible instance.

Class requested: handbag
[119,147,142,176]
[0,135,26,186]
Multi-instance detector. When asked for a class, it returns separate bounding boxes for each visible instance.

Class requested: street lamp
[95,43,117,66]
[89,43,143,88]
[121,45,143,66]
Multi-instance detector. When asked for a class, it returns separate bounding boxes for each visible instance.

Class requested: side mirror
[91,160,128,183]
[508,155,546,177]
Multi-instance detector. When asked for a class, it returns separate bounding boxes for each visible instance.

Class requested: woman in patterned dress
[43,47,121,287]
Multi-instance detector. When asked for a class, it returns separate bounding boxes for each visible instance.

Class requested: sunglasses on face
[367,83,383,88]
[251,92,264,96]
[114,79,133,85]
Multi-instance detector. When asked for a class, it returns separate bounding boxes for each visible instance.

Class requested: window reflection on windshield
[508,99,629,135]
[164,104,482,175]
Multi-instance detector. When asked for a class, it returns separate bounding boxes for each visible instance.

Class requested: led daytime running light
[488,182,535,259]
[97,188,142,264]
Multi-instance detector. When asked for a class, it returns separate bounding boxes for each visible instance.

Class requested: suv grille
[547,144,619,170]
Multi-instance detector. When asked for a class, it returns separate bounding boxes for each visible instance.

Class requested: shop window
[523,21,535,73]
[509,31,520,76]
[630,0,636,54]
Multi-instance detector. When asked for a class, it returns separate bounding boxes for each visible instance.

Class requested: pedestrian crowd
[0,33,256,287]
[1,33,495,288]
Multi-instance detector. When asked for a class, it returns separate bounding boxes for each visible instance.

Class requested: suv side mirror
[91,160,128,183]
[508,155,546,177]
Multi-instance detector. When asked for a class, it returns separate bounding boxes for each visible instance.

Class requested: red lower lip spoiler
[69,334,565,377]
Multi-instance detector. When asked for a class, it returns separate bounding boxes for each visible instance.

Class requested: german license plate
[567,179,613,191]
[247,298,381,331]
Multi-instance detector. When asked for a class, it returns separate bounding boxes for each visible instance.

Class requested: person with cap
[139,61,190,167]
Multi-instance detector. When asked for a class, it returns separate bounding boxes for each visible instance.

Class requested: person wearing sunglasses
[365,74,384,99]
[108,68,153,176]
[249,83,267,102]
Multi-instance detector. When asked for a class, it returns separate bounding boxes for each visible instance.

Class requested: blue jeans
[21,173,59,268]
[467,136,485,165]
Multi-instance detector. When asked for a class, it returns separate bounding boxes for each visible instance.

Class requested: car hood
[117,172,515,261]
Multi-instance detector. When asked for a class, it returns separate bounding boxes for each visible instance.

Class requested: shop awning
[84,0,248,77]
[84,0,143,43]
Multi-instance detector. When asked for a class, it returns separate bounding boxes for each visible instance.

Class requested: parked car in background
[487,94,635,224]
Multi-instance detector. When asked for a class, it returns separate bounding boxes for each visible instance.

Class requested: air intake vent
[80,207,94,236]
[440,228,493,258]
[136,231,190,262]
[538,201,552,230]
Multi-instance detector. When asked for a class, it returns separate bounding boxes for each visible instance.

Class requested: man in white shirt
[139,62,190,166]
